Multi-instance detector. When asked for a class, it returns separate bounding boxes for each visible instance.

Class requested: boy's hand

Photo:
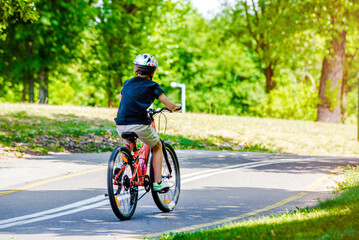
[174,104,182,112]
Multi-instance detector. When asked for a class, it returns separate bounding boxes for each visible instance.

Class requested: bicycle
[107,107,180,220]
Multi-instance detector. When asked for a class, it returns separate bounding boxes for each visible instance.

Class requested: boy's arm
[158,93,181,111]
[119,93,122,102]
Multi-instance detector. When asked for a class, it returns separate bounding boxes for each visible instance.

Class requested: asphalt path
[0,150,358,240]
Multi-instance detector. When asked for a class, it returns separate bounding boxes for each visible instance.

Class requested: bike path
[1,151,359,240]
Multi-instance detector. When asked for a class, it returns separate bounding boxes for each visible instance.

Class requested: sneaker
[153,180,174,192]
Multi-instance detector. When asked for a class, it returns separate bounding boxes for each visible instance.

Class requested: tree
[146,6,265,115]
[0,0,38,102]
[305,0,359,123]
[0,0,92,103]
[90,0,169,107]
[227,0,300,93]
[315,2,346,122]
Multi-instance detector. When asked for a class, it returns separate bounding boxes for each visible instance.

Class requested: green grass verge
[0,110,119,154]
[0,104,275,155]
[0,103,358,158]
[157,166,359,240]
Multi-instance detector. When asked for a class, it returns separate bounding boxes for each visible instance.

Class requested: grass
[158,166,359,240]
[0,103,359,157]
[1,103,359,158]
[0,105,120,155]
[0,103,278,157]
[161,112,359,158]
[0,103,358,159]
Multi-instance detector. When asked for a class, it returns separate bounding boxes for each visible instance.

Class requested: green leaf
[39,16,51,26]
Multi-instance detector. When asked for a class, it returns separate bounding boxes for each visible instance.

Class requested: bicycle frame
[129,122,154,187]
[113,116,164,188]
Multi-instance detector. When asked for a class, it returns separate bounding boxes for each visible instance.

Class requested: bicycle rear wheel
[107,146,138,220]
[150,141,180,212]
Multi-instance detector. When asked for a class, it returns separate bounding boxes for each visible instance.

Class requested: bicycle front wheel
[107,146,138,220]
[150,141,180,212]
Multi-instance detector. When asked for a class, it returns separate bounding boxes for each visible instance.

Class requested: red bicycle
[107,107,180,220]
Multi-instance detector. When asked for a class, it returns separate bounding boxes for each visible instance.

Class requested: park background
[1,0,359,124]
[2,2,359,238]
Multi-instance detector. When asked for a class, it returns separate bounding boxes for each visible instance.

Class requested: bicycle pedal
[159,187,170,194]
[104,193,109,197]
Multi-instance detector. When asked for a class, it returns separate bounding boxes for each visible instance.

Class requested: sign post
[170,82,186,113]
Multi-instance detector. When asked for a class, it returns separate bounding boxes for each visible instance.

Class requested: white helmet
[133,53,158,76]
[133,53,158,67]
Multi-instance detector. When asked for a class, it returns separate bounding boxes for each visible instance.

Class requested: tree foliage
[0,0,38,40]
[0,0,359,123]
[227,0,303,93]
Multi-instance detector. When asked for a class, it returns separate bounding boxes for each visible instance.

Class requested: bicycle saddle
[121,132,138,143]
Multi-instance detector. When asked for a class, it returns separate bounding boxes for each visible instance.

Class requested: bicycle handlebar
[147,106,181,117]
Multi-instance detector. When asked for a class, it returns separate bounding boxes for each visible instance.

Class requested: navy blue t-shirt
[115,77,164,125]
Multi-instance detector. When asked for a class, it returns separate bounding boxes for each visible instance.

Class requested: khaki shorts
[116,124,160,148]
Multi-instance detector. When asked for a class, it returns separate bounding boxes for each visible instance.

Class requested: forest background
[1,0,359,124]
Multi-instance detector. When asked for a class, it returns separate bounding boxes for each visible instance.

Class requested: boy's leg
[151,140,163,183]
[151,140,174,191]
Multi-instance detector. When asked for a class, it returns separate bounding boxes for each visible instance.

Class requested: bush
[254,83,318,121]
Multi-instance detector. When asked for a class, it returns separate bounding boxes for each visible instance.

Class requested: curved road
[0,150,358,239]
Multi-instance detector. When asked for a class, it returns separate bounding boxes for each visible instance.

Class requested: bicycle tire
[150,141,180,212]
[107,146,138,220]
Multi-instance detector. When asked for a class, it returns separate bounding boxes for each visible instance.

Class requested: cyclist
[115,53,181,192]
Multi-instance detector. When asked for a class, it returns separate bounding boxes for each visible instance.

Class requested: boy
[115,53,181,192]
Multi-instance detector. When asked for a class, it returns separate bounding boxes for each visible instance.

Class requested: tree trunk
[44,67,49,103]
[316,30,346,123]
[38,68,49,104]
[341,58,349,123]
[26,40,34,102]
[39,70,45,104]
[22,81,27,102]
[265,64,274,93]
[29,75,34,102]
[108,90,114,107]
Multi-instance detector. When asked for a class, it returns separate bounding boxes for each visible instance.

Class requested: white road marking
[181,158,303,183]
[0,158,309,229]
[0,195,106,225]
[0,200,108,229]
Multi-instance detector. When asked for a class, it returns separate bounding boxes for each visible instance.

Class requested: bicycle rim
[107,147,138,220]
[151,142,180,212]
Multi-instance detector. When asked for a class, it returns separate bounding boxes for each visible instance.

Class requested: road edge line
[140,168,343,239]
